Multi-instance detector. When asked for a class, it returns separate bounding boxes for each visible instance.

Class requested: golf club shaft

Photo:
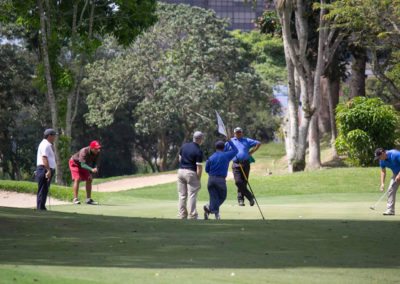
[372,190,387,208]
[238,163,265,220]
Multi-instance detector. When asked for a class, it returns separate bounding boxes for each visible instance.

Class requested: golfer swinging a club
[225,127,261,207]
[374,148,400,215]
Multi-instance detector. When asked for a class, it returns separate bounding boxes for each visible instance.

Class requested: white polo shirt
[36,139,56,169]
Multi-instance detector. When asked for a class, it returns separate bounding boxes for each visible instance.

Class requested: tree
[1,0,157,183]
[326,0,400,101]
[274,0,344,172]
[0,41,44,180]
[84,3,276,171]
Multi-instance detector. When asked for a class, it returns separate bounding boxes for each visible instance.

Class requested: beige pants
[177,169,201,219]
[387,177,399,213]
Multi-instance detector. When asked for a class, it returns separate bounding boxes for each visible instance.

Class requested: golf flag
[215,110,227,137]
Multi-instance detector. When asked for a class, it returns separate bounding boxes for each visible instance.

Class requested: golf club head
[369,206,375,210]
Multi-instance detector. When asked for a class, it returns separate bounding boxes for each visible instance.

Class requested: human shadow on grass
[1,207,399,269]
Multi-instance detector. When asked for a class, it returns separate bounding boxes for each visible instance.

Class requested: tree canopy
[84,3,278,171]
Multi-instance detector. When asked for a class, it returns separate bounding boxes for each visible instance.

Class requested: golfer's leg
[86,179,92,199]
[233,165,245,202]
[73,179,80,199]
[177,169,188,219]
[387,178,399,213]
[208,179,219,213]
[241,163,254,201]
[217,181,227,211]
[36,168,47,209]
[187,172,201,219]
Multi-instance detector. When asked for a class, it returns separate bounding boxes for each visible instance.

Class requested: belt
[233,160,249,164]
[37,165,55,170]
[209,175,225,179]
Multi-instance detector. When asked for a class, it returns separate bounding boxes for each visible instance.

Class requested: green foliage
[84,3,279,171]
[256,10,282,36]
[0,40,45,180]
[335,97,400,166]
[326,0,400,100]
[230,30,286,86]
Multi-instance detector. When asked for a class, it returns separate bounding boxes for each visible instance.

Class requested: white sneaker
[215,212,221,220]
[383,210,395,216]
[73,198,81,205]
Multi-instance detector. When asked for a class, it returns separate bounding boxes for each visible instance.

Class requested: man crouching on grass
[69,140,101,205]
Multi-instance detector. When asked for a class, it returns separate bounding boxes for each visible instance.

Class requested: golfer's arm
[80,162,94,172]
[41,156,50,171]
[196,164,203,179]
[249,143,261,155]
[380,168,386,186]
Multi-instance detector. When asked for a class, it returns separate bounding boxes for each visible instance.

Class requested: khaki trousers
[177,169,201,219]
[387,177,399,213]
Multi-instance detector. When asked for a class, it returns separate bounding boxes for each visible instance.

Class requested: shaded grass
[0,207,399,283]
[1,207,399,269]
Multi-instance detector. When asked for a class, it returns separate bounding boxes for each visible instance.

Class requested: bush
[335,97,399,166]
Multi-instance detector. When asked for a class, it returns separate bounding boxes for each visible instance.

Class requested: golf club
[47,176,52,211]
[97,182,100,206]
[369,190,387,210]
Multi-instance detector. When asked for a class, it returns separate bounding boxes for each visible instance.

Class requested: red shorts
[69,159,91,181]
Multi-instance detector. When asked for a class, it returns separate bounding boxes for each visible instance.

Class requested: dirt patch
[0,190,69,208]
[95,173,178,192]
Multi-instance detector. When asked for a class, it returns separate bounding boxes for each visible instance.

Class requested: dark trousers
[36,166,54,210]
[232,161,253,201]
[208,176,227,214]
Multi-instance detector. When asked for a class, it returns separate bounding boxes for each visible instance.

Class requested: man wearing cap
[177,131,204,219]
[35,128,57,210]
[69,140,101,205]
[374,148,400,215]
[226,127,261,207]
[203,139,238,220]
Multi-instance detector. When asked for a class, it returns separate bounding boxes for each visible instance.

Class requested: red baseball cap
[89,140,101,149]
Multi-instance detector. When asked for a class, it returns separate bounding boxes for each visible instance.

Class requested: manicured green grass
[94,167,380,203]
[1,143,399,283]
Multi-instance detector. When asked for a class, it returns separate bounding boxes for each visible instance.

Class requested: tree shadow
[1,207,399,269]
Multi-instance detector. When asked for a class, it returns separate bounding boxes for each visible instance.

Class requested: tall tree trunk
[349,46,367,98]
[37,0,63,184]
[318,78,331,134]
[308,2,327,169]
[283,48,299,173]
[66,1,94,138]
[327,76,339,159]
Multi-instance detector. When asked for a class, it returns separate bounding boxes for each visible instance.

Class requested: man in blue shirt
[204,139,238,220]
[225,127,261,207]
[177,131,204,219]
[374,148,400,215]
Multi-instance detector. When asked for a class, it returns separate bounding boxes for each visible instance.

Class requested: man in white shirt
[36,128,57,210]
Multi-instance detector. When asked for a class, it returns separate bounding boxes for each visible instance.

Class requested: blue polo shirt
[380,150,400,175]
[225,137,260,162]
[179,142,203,172]
[206,140,238,177]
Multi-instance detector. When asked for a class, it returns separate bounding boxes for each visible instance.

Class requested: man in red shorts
[69,140,101,205]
